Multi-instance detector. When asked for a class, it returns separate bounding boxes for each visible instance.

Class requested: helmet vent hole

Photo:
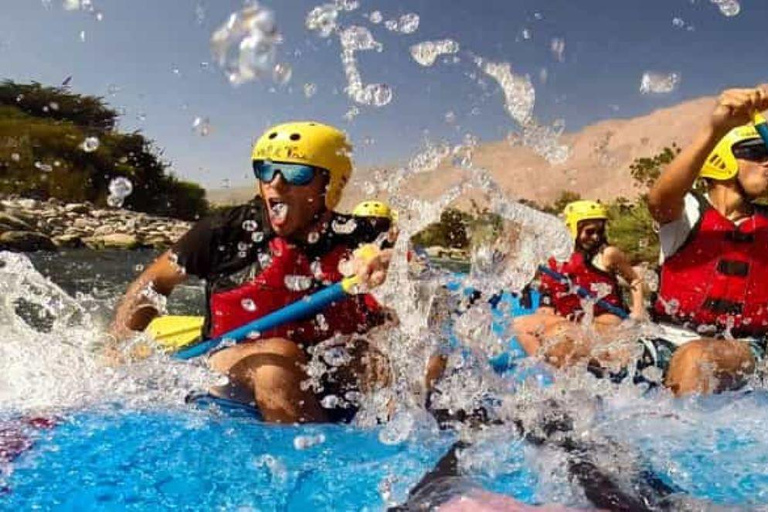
[290,133,301,141]
[268,132,278,139]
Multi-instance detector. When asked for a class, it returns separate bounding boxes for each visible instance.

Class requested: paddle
[537,265,629,319]
[146,315,205,351]
[173,275,361,360]
[754,112,768,147]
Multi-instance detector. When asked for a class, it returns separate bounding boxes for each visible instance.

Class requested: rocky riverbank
[0,196,193,252]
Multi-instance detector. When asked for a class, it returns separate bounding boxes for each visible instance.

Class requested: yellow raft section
[146,315,204,351]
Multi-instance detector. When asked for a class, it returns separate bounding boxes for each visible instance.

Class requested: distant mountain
[208,96,716,210]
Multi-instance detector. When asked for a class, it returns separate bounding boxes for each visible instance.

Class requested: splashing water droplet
[80,136,100,153]
[409,39,459,67]
[304,82,317,98]
[711,0,740,17]
[34,161,53,172]
[11,153,20,162]
[368,11,382,24]
[306,4,339,38]
[385,13,419,34]
[79,30,86,42]
[211,4,279,86]
[192,116,212,136]
[242,220,258,232]
[251,231,264,243]
[272,62,292,85]
[107,177,133,208]
[241,298,257,312]
[284,275,313,291]
[639,72,681,94]
[550,38,565,62]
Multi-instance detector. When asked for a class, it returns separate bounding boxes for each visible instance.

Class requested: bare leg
[208,338,327,423]
[665,338,756,396]
[513,311,567,355]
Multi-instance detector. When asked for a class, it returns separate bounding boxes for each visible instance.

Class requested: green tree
[0,81,208,220]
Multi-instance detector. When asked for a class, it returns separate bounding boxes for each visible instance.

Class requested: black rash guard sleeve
[171,215,217,279]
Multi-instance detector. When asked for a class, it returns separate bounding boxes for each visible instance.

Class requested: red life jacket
[539,250,626,319]
[209,237,383,344]
[654,194,768,336]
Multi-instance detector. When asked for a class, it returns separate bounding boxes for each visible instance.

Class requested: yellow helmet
[563,200,608,239]
[700,123,762,181]
[352,200,397,221]
[252,121,352,209]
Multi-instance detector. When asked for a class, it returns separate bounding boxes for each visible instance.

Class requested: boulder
[0,231,57,252]
[53,234,85,249]
[83,233,141,250]
[0,212,33,232]
[64,203,90,214]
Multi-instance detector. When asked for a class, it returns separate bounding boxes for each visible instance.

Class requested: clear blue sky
[2,0,767,189]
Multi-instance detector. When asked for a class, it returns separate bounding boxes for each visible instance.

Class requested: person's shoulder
[601,245,627,265]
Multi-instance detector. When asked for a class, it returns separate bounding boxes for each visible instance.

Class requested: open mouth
[267,197,289,225]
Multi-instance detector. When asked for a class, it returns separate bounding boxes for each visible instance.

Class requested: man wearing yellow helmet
[110,121,395,423]
[513,200,645,367]
[647,85,768,395]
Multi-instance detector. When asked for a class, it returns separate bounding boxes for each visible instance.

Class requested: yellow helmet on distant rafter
[700,123,762,181]
[352,200,397,221]
[252,121,352,209]
[563,200,608,238]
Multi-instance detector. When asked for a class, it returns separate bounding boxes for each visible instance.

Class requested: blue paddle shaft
[755,121,768,149]
[174,282,348,360]
[537,265,629,319]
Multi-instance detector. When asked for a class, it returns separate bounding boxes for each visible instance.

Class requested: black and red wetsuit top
[172,199,389,343]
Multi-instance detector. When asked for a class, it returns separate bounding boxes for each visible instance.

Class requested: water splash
[410,40,460,67]
[339,26,393,107]
[107,177,133,208]
[640,72,681,94]
[0,252,213,413]
[384,13,420,34]
[710,0,741,17]
[210,3,280,86]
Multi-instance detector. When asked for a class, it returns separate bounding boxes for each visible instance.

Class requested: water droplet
[258,252,272,267]
[639,72,680,94]
[211,4,279,86]
[284,275,313,291]
[106,195,124,208]
[550,38,565,62]
[192,117,212,137]
[310,260,324,278]
[368,11,382,24]
[34,161,53,172]
[242,220,258,232]
[241,298,257,312]
[237,242,250,252]
[79,31,86,43]
[134,264,145,272]
[49,102,59,111]
[307,231,320,244]
[711,0,740,17]
[251,231,264,243]
[10,153,20,162]
[80,136,100,153]
[272,63,292,85]
[320,394,339,408]
[385,13,419,34]
[303,82,317,98]
[409,39,460,67]
[306,4,339,38]
[672,17,685,28]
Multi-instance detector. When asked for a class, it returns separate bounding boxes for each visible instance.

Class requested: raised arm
[109,250,188,341]
[603,246,645,320]
[648,85,768,225]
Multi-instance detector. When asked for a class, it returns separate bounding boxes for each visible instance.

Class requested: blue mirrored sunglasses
[252,160,319,186]
[733,140,768,162]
